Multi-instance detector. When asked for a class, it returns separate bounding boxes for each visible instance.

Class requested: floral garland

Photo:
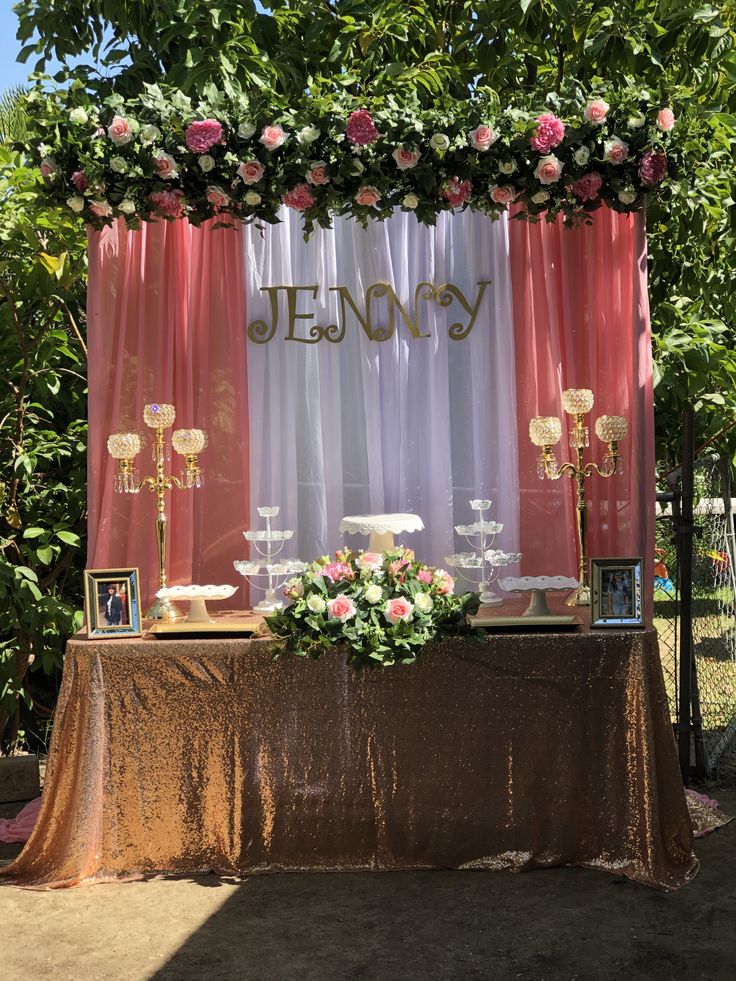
[26,83,678,234]
[266,547,479,669]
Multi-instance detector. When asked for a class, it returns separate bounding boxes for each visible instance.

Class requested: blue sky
[1,0,35,90]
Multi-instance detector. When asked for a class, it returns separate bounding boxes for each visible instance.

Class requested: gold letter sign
[246,281,492,343]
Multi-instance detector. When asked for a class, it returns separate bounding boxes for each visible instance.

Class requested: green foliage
[0,143,87,752]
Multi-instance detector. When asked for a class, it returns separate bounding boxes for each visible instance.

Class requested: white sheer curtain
[243,208,519,569]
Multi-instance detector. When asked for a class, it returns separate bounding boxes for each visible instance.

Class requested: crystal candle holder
[529,416,562,447]
[561,388,594,415]
[172,428,208,455]
[143,403,176,429]
[107,432,141,460]
[595,415,628,443]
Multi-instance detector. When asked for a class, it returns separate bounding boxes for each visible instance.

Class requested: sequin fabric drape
[1,630,696,890]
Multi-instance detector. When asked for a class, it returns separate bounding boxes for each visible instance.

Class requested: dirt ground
[1,780,734,981]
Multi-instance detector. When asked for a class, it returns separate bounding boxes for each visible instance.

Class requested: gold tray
[468,613,582,631]
[148,616,266,639]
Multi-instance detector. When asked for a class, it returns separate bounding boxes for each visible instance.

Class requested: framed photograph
[590,557,644,629]
[84,568,142,638]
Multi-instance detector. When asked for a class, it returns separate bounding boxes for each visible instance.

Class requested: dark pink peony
[185,119,223,154]
[346,109,378,146]
[530,113,566,154]
[283,182,316,212]
[638,150,667,186]
[149,189,185,218]
[71,170,88,192]
[571,171,604,202]
[442,177,472,208]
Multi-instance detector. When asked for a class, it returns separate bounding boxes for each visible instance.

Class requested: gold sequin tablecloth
[1,628,696,889]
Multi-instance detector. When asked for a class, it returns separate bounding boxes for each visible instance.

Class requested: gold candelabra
[107,403,207,620]
[529,389,628,606]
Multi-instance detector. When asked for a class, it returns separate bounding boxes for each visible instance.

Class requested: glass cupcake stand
[234,506,307,613]
[445,500,521,609]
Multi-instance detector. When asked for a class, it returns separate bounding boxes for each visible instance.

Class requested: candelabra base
[565,584,591,607]
[145,596,183,621]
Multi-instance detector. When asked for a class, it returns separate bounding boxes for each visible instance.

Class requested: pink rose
[417,568,433,584]
[583,99,610,126]
[149,189,185,218]
[639,150,667,186]
[259,124,288,152]
[571,171,603,202]
[604,138,629,165]
[88,199,113,218]
[489,184,516,205]
[656,107,675,132]
[442,177,472,207]
[355,185,381,207]
[533,154,564,184]
[327,594,356,621]
[346,109,378,146]
[306,161,330,186]
[283,182,316,212]
[206,185,230,210]
[384,596,413,625]
[389,558,410,579]
[39,158,57,179]
[356,552,383,571]
[237,160,265,185]
[530,113,565,153]
[468,124,498,152]
[71,169,88,192]
[322,561,354,583]
[155,153,178,179]
[435,571,454,595]
[392,147,421,170]
[107,115,132,146]
[185,118,223,153]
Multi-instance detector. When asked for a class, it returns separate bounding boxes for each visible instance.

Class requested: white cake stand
[498,576,579,618]
[155,584,238,623]
[339,513,424,553]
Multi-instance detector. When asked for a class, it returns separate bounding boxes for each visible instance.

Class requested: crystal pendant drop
[537,458,545,480]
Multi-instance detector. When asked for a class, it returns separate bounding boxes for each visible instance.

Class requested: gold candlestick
[530,390,627,606]
[107,403,207,620]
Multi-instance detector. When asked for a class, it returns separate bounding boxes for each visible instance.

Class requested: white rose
[414,592,434,613]
[66,196,85,213]
[364,584,383,605]
[573,147,590,166]
[297,125,321,144]
[351,157,365,175]
[531,190,550,204]
[430,133,450,151]
[402,193,419,209]
[238,121,256,139]
[618,189,637,205]
[70,107,88,125]
[627,112,646,130]
[140,124,162,144]
[306,594,326,614]
[244,191,262,206]
[110,155,128,173]
[118,199,136,214]
[498,160,517,174]
[198,154,215,172]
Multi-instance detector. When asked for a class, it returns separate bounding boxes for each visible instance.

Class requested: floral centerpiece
[266,547,479,669]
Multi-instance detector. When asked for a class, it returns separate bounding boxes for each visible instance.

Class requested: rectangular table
[1,625,696,889]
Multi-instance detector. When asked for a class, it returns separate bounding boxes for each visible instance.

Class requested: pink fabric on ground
[509,208,655,622]
[86,218,250,608]
[0,797,41,843]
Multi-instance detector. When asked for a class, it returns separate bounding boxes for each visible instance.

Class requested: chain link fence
[655,454,736,778]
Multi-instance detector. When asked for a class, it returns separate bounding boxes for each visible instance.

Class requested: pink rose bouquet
[603,138,629,165]
[259,124,288,151]
[355,185,382,207]
[534,154,564,184]
[656,108,675,132]
[107,115,133,146]
[392,147,421,170]
[185,119,223,153]
[266,547,478,670]
[206,185,230,210]
[237,160,265,185]
[89,199,113,218]
[306,162,330,186]
[71,170,88,192]
[468,125,498,152]
[155,153,178,179]
[489,184,516,205]
[583,100,610,126]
